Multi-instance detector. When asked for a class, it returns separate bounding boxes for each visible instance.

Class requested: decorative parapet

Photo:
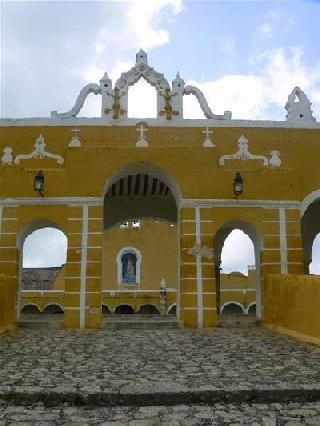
[219,135,281,168]
[50,49,233,121]
[285,86,316,123]
[14,134,64,165]
[188,244,214,260]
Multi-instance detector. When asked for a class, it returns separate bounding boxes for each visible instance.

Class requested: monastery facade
[1,50,320,334]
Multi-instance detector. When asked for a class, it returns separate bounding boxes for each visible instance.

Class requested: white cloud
[23,228,67,268]
[221,230,255,276]
[184,47,320,120]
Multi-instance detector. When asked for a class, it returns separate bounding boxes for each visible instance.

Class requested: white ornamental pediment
[14,134,64,165]
[114,49,170,94]
[219,135,281,168]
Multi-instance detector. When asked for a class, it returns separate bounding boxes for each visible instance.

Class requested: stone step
[18,314,63,329]
[102,315,181,329]
[1,386,320,407]
[218,314,260,328]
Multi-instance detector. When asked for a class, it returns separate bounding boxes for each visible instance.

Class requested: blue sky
[2,0,320,273]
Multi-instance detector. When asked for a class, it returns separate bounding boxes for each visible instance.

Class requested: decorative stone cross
[136,122,149,147]
[69,128,81,147]
[202,127,215,148]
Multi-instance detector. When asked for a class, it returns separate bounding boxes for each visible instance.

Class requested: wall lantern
[34,170,44,197]
[233,172,243,199]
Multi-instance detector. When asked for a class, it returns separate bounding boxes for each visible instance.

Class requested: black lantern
[233,172,243,198]
[34,170,44,197]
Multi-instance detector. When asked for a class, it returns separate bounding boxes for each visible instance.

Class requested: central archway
[102,163,181,318]
[214,220,262,320]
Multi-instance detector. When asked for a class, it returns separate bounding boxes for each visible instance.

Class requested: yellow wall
[0,123,319,328]
[0,275,16,334]
[102,219,177,290]
[263,274,320,341]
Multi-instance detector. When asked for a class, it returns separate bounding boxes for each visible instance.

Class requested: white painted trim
[221,288,255,292]
[101,288,176,293]
[0,197,102,206]
[301,190,320,216]
[116,246,142,285]
[182,199,300,209]
[220,301,245,314]
[279,207,288,274]
[195,207,203,328]
[1,116,319,129]
[80,206,88,329]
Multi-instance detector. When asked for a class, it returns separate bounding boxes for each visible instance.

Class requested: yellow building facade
[1,50,320,331]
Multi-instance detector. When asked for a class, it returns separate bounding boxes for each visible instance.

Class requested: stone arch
[214,220,262,319]
[103,162,180,230]
[114,304,135,314]
[220,302,245,315]
[137,304,160,315]
[167,303,177,316]
[43,304,64,314]
[103,161,181,204]
[16,219,67,319]
[247,302,256,315]
[301,193,320,273]
[102,304,112,314]
[21,303,41,314]
[114,49,170,119]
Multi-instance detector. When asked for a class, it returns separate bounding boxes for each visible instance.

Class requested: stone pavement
[1,326,320,424]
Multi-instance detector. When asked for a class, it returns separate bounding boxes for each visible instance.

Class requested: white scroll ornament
[14,135,64,165]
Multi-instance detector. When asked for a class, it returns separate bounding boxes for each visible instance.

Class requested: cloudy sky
[2,0,320,273]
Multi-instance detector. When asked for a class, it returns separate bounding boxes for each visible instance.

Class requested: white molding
[279,208,288,274]
[182,199,300,209]
[116,246,142,286]
[195,207,203,328]
[101,288,176,293]
[301,190,320,216]
[80,205,88,329]
[1,117,319,129]
[220,301,245,314]
[0,206,2,236]
[0,197,102,206]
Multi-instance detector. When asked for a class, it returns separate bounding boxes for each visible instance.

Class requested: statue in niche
[121,252,137,283]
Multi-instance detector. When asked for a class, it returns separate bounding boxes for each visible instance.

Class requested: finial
[136,49,148,65]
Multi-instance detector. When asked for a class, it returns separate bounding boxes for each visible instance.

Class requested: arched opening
[137,304,160,315]
[103,163,180,319]
[310,233,320,274]
[302,197,320,274]
[221,302,244,315]
[167,304,177,316]
[115,304,135,315]
[20,304,41,315]
[43,304,64,315]
[214,221,262,321]
[247,302,256,315]
[128,78,157,118]
[102,305,111,315]
[17,221,67,321]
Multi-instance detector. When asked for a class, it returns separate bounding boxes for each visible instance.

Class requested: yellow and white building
[1,50,320,333]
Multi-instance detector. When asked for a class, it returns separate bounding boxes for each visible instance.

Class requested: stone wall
[22,267,63,290]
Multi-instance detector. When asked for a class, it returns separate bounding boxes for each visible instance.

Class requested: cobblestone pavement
[2,402,320,425]
[1,327,320,423]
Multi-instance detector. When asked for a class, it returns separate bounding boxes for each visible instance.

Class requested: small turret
[100,72,113,117]
[285,86,316,123]
[171,71,185,119]
[136,49,148,65]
